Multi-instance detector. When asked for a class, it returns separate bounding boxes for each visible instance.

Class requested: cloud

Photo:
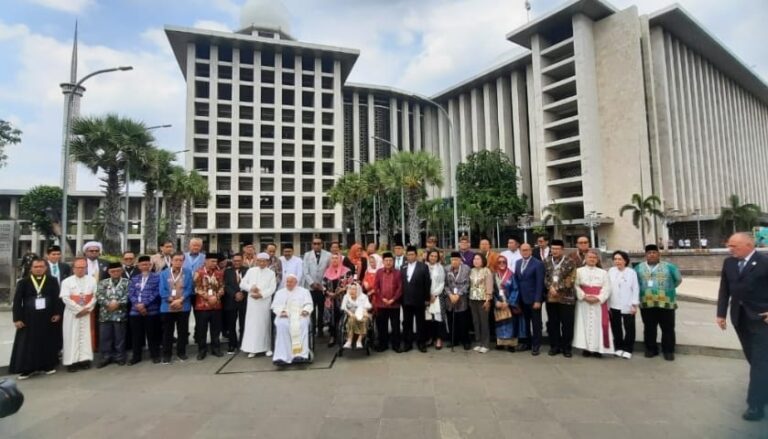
[0,20,186,190]
[27,0,95,14]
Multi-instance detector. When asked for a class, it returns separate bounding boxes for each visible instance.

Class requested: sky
[1,0,766,191]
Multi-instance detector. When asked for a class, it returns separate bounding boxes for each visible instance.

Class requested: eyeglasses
[312,242,322,245]
[577,241,589,245]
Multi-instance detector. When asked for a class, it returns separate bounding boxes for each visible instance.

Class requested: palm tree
[180,170,210,249]
[162,166,187,247]
[363,161,393,249]
[131,148,174,253]
[391,151,443,247]
[542,202,567,239]
[328,172,368,245]
[718,194,762,234]
[619,194,665,246]
[70,114,154,254]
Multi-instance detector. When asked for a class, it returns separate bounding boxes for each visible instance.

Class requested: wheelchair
[336,311,375,357]
[271,313,315,366]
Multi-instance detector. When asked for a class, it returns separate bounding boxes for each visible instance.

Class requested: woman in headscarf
[322,253,353,347]
[494,255,525,351]
[425,250,447,349]
[346,244,367,281]
[362,253,383,301]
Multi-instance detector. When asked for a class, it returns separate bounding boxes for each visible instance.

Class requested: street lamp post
[60,65,133,259]
[585,211,603,248]
[663,208,680,250]
[517,213,532,244]
[371,136,406,246]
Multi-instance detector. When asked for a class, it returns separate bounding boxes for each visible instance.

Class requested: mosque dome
[240,0,292,36]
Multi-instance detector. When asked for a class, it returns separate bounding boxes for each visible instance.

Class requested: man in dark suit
[45,245,71,284]
[223,253,249,354]
[514,243,545,355]
[532,234,550,261]
[400,245,431,353]
[717,233,768,421]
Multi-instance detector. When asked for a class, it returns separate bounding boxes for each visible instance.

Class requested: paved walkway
[0,344,763,438]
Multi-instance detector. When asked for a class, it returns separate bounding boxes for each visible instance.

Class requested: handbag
[494,301,513,322]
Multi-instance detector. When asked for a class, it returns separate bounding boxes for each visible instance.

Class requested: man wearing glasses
[570,235,602,268]
[303,238,331,336]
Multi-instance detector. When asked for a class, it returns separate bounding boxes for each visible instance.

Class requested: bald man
[717,233,768,421]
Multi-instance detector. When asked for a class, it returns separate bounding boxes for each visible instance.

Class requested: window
[302,162,314,175]
[216,158,231,172]
[322,129,333,142]
[216,195,231,209]
[238,196,253,209]
[260,160,274,174]
[282,51,295,69]
[302,197,315,209]
[239,123,253,138]
[302,214,315,228]
[260,178,274,191]
[302,54,315,71]
[195,102,209,117]
[216,177,230,191]
[322,145,334,159]
[218,83,232,101]
[321,56,334,73]
[240,85,253,101]
[195,43,210,59]
[302,127,314,141]
[302,179,314,192]
[193,158,208,172]
[322,163,334,176]
[216,214,230,228]
[239,214,253,229]
[302,74,314,88]
[261,88,274,104]
[240,105,254,120]
[194,138,208,153]
[282,178,295,192]
[282,214,295,228]
[260,143,274,156]
[260,196,275,209]
[302,111,314,124]
[238,159,253,173]
[193,213,208,228]
[322,214,334,228]
[239,177,253,191]
[322,93,333,109]
[282,72,295,86]
[261,70,275,84]
[282,89,295,106]
[301,144,314,157]
[195,63,209,78]
[322,179,334,191]
[322,112,334,125]
[194,120,208,135]
[261,49,275,67]
[282,143,295,157]
[281,161,294,174]
[321,76,333,90]
[216,140,232,154]
[282,109,295,123]
[240,68,254,82]
[239,141,253,155]
[261,125,274,139]
[217,104,232,119]
[195,81,209,98]
[219,65,232,80]
[218,45,233,62]
[322,197,333,209]
[260,214,274,228]
[282,196,295,209]
[261,107,274,122]
[282,126,295,140]
[217,122,231,136]
[240,49,254,65]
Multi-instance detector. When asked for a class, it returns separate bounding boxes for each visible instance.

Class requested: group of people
[8,232,766,422]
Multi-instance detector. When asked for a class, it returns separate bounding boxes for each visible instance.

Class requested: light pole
[418,96,459,250]
[694,208,702,248]
[517,213,532,244]
[663,208,680,250]
[371,136,406,246]
[585,211,603,248]
[60,65,133,259]
[347,157,378,247]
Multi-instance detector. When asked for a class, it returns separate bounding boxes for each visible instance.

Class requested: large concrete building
[164,0,767,252]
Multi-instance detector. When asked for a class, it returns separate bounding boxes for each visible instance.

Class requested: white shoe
[478,347,489,354]
[247,353,256,359]
[343,341,352,349]
[45,369,57,375]
[614,350,624,358]
[266,351,273,357]
[17,373,31,380]
[473,346,481,352]
[622,351,632,359]
[356,341,364,349]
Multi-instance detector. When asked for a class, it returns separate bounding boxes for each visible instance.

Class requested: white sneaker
[45,369,57,375]
[622,351,632,359]
[614,350,624,358]
[17,373,31,380]
[266,351,273,357]
[478,347,489,354]
[343,341,352,349]
[473,346,481,352]
[247,353,256,359]
[356,341,364,349]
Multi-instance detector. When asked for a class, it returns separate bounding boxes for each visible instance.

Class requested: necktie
[52,264,59,278]
[738,259,746,273]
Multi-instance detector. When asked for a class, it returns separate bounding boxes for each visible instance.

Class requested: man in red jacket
[373,252,402,353]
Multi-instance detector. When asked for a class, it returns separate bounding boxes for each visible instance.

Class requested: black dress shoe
[97,359,112,369]
[67,365,78,373]
[80,361,91,370]
[418,345,427,353]
[593,353,602,358]
[582,350,592,357]
[374,346,387,353]
[548,348,561,356]
[393,346,403,353]
[403,345,413,352]
[531,348,541,356]
[128,358,141,366]
[177,354,189,361]
[517,344,530,352]
[645,351,658,358]
[211,350,224,357]
[663,352,675,361]
[328,339,336,348]
[116,360,126,366]
[463,343,472,351]
[152,357,161,364]
[563,350,573,358]
[742,406,765,421]
[197,351,207,361]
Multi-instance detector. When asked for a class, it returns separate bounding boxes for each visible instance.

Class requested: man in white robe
[239,252,277,358]
[272,274,313,365]
[573,251,613,356]
[60,257,98,371]
[278,244,303,289]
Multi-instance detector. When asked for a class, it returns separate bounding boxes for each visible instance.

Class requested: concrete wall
[628,248,768,276]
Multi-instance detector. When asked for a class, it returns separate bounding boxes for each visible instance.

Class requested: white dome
[240,0,291,34]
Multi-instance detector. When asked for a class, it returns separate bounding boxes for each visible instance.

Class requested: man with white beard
[239,252,277,358]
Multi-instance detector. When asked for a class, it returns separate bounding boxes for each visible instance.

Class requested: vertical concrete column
[413,104,422,151]
[352,91,360,171]
[367,93,376,163]
[458,93,471,160]
[401,100,411,152]
[332,59,344,231]
[389,97,399,151]
[470,87,484,152]
[511,70,530,200]
[496,76,513,157]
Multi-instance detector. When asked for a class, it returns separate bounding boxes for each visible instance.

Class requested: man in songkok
[128,255,162,365]
[96,261,129,368]
[240,252,277,358]
[278,243,303,289]
[193,252,225,360]
[60,257,98,372]
[271,274,313,366]
[159,252,194,364]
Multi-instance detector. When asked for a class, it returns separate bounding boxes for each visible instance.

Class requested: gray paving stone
[381,396,437,419]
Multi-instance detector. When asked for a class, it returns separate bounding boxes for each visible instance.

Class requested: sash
[70,293,94,307]
[581,285,610,348]
[287,299,303,354]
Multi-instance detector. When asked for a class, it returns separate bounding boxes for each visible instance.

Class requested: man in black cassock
[10,258,64,379]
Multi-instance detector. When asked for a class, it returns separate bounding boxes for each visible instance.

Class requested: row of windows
[194,82,335,108]
[193,212,336,230]
[211,194,335,210]
[193,158,335,175]
[208,176,334,193]
[193,120,335,140]
[193,139,335,158]
[194,104,335,125]
[194,43,335,73]
[195,64,334,89]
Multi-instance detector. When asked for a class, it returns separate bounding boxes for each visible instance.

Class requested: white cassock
[278,256,303,289]
[60,274,97,365]
[271,286,313,364]
[573,266,614,354]
[239,267,277,354]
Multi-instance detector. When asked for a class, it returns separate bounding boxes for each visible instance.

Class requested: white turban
[256,252,270,260]
[83,241,102,251]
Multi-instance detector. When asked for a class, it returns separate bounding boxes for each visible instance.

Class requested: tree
[363,161,394,249]
[0,119,22,169]
[391,151,443,247]
[70,114,154,254]
[718,194,762,234]
[542,202,567,239]
[419,197,453,246]
[131,148,174,253]
[162,165,187,247]
[174,170,210,249]
[456,149,528,242]
[328,172,368,246]
[619,194,665,246]
[18,185,75,243]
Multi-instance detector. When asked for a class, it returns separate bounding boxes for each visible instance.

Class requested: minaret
[60,21,84,190]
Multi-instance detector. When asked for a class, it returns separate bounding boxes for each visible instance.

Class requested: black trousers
[162,311,189,358]
[99,321,126,362]
[735,310,768,407]
[194,309,222,353]
[224,302,247,351]
[447,310,470,346]
[130,314,161,361]
[521,302,543,349]
[548,303,575,351]
[375,307,401,349]
[610,309,636,353]
[310,289,325,334]
[640,307,675,354]
[402,304,426,347]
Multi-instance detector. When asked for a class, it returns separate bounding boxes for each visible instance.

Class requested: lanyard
[31,275,46,296]
[551,256,565,272]
[170,269,182,285]
[139,275,149,291]
[520,258,531,274]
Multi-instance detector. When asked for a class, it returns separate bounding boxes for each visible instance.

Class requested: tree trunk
[102,168,122,255]
[167,199,180,249]
[353,202,362,246]
[143,185,157,254]
[378,194,391,250]
[640,214,647,247]
[183,198,192,250]
[406,189,421,247]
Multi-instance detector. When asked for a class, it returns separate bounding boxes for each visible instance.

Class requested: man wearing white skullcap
[239,252,277,358]
[82,241,108,282]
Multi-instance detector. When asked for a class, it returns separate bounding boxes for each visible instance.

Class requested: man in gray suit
[303,237,332,336]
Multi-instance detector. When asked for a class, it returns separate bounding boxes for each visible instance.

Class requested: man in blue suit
[514,243,545,355]
[717,233,768,421]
